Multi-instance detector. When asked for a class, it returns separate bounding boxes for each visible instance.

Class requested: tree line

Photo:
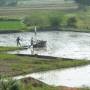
[22,15,81,29]
[0,0,17,6]
[74,0,90,6]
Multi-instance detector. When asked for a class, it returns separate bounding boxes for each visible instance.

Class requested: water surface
[28,65,90,87]
[13,65,90,87]
[1,31,90,59]
[1,31,90,87]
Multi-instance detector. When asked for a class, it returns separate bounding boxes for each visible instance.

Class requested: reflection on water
[29,65,90,87]
[1,31,90,59]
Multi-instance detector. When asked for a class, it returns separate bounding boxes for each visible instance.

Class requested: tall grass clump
[0,76,21,90]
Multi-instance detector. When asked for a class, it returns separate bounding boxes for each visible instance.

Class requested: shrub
[67,17,78,28]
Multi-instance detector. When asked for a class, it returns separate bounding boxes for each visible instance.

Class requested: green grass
[0,46,23,52]
[0,20,26,30]
[0,54,90,76]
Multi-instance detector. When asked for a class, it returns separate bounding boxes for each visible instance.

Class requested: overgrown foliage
[22,12,66,29]
[0,77,20,90]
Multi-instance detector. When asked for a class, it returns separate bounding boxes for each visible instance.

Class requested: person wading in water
[16,37,21,46]
[31,37,34,46]
[30,37,34,55]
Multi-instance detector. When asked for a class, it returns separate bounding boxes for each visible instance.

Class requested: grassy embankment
[0,53,90,76]
[0,46,24,52]
[0,19,26,33]
[0,21,25,29]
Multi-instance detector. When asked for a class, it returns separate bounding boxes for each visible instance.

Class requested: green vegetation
[74,0,90,6]
[0,20,26,30]
[0,53,90,76]
[0,46,23,52]
[67,16,77,28]
[19,9,90,32]
[0,0,90,89]
[22,11,66,30]
[0,0,79,32]
[0,1,89,33]
[0,76,58,90]
[0,77,20,90]
[1,76,90,90]
[0,9,90,32]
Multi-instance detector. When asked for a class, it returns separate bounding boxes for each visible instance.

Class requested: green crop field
[0,20,26,30]
[0,0,77,18]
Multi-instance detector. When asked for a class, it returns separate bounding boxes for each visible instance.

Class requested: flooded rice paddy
[1,31,90,87]
[1,31,90,60]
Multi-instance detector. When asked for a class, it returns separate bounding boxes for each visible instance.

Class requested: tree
[0,0,5,6]
[67,17,77,28]
[74,0,90,10]
[49,16,60,27]
[22,15,49,27]
[49,15,64,29]
[75,0,90,6]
